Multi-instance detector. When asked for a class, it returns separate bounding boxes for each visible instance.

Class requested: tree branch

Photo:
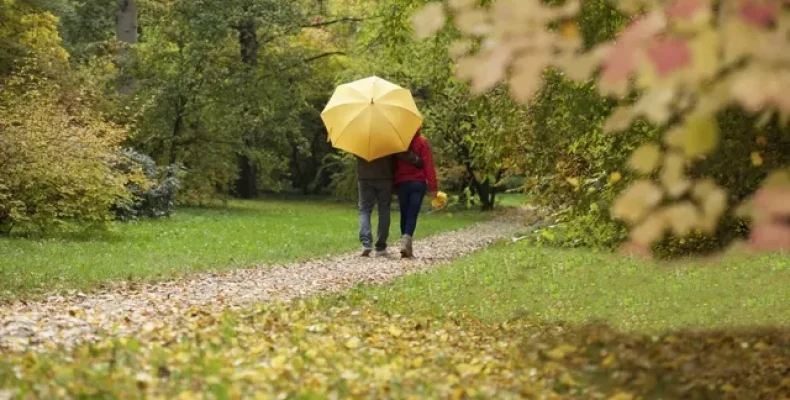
[259,16,365,46]
[301,17,363,28]
[302,51,345,63]
[258,51,346,81]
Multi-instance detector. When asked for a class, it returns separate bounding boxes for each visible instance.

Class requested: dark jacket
[356,155,396,180]
[356,151,424,181]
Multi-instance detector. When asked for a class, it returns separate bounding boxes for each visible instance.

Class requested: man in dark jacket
[357,151,422,257]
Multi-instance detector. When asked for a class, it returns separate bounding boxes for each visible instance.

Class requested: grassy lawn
[343,242,790,333]
[2,234,789,398]
[0,199,486,299]
[495,193,530,208]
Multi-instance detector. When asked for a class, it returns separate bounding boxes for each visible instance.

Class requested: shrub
[326,153,358,201]
[113,149,181,221]
[0,78,138,234]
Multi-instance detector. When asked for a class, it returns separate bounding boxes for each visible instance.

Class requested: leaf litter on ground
[1,300,788,399]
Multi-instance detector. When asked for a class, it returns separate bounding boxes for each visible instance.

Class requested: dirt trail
[0,214,526,352]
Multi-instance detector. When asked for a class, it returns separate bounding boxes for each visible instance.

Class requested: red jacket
[394,129,438,193]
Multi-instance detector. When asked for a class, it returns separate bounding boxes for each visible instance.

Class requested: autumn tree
[0,1,143,233]
[124,0,360,201]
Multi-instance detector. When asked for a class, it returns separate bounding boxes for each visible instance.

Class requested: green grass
[0,199,486,299]
[344,241,790,333]
[495,193,530,208]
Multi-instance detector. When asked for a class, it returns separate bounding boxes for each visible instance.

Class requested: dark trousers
[358,179,392,250]
[396,181,427,236]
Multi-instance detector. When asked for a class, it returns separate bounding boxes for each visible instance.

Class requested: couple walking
[356,128,437,258]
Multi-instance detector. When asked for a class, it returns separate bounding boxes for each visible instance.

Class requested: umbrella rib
[367,79,375,160]
[378,107,408,150]
[347,86,370,102]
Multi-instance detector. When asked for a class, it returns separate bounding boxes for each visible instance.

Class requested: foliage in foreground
[415,0,790,255]
[0,301,788,399]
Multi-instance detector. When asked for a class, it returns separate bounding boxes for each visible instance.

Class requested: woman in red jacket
[394,127,438,258]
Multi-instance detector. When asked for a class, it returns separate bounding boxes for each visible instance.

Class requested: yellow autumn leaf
[628,143,662,174]
[456,362,483,376]
[560,373,579,386]
[630,213,666,246]
[176,391,199,400]
[609,171,622,184]
[455,9,490,36]
[560,21,579,39]
[692,178,718,201]
[508,55,546,102]
[660,152,691,198]
[566,177,580,188]
[448,0,475,11]
[546,344,577,360]
[344,336,361,349]
[663,127,684,149]
[449,40,472,60]
[609,392,635,400]
[611,180,664,224]
[602,353,617,367]
[681,113,719,157]
[662,202,700,237]
[751,151,763,166]
[270,354,287,368]
[371,365,393,382]
[691,30,719,80]
[604,107,634,132]
[388,325,403,337]
[702,186,728,217]
[722,18,754,63]
[762,168,790,188]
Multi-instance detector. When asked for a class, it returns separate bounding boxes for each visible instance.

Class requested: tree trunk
[169,108,184,165]
[235,156,258,199]
[233,17,259,199]
[116,0,138,44]
[477,179,496,211]
[466,173,493,211]
[237,18,259,66]
[116,0,138,94]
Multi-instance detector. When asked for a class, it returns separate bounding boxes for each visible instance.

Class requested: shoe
[375,249,388,258]
[399,235,413,258]
[361,248,372,257]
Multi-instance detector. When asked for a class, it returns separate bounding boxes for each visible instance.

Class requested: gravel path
[0,214,526,353]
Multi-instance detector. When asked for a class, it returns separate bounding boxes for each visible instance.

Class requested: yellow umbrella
[321,76,423,161]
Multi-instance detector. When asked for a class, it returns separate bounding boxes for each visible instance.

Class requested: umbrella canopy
[321,76,422,161]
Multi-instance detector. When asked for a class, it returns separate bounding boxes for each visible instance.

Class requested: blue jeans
[358,180,392,251]
[396,181,427,236]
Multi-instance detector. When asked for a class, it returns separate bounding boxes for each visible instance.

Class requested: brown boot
[400,235,413,258]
